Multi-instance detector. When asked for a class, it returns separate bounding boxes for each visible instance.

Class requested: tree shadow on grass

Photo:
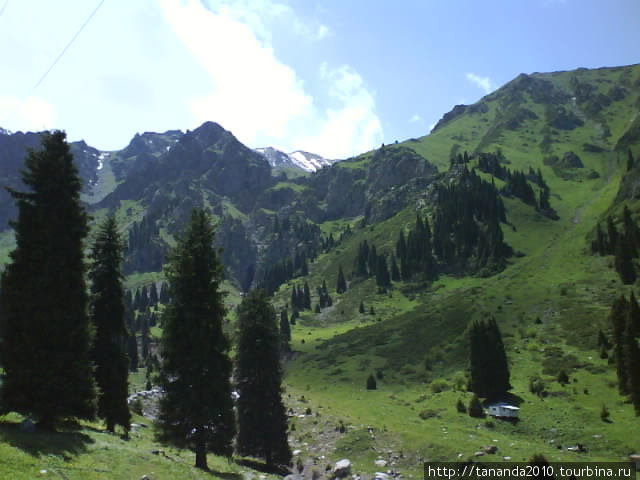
[0,419,94,458]
[235,458,290,476]
[205,469,244,480]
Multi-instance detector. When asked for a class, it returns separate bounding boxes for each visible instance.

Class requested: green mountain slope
[2,64,640,478]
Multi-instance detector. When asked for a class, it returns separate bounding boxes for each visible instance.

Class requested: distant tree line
[592,206,640,284]
[606,293,640,415]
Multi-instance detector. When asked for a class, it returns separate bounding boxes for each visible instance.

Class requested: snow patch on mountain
[255,147,336,172]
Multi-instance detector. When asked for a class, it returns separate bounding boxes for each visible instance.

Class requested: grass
[0,413,248,480]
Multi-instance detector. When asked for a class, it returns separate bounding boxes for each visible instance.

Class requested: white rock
[375,459,388,467]
[374,473,390,480]
[334,459,352,477]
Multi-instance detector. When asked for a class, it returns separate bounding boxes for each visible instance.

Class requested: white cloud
[466,73,493,94]
[0,96,55,132]
[160,0,381,159]
[409,113,422,123]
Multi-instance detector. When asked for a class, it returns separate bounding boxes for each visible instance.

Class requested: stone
[334,459,352,478]
[375,459,388,467]
[374,473,390,480]
[474,451,486,457]
[482,445,498,454]
[292,449,302,456]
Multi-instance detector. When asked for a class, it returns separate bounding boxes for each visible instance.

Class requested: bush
[456,398,467,414]
[366,374,377,390]
[430,378,450,394]
[600,404,610,422]
[468,394,484,418]
[557,370,570,386]
[418,409,439,420]
[529,376,546,397]
[484,419,495,429]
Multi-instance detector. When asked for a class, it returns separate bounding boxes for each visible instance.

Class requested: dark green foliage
[456,398,467,414]
[366,374,377,390]
[359,301,365,314]
[127,334,139,372]
[0,131,96,429]
[557,369,570,386]
[469,317,511,399]
[125,214,165,274]
[529,376,546,397]
[235,289,291,467]
[600,404,610,422]
[390,254,400,282]
[431,168,511,273]
[157,209,235,470]
[627,148,634,172]
[303,281,311,310]
[614,236,636,284]
[336,265,347,294]
[89,216,131,433]
[468,394,484,418]
[369,306,375,315]
[608,293,640,414]
[375,254,391,288]
[280,309,291,352]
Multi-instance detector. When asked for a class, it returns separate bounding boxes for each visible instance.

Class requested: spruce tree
[236,289,291,468]
[0,131,96,429]
[89,216,131,433]
[280,309,291,352]
[469,317,510,399]
[157,209,235,470]
[336,265,347,294]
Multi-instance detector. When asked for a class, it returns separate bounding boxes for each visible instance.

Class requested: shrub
[600,404,610,422]
[366,374,377,390]
[456,398,467,414]
[418,409,439,420]
[468,394,484,418]
[557,369,570,386]
[430,378,450,394]
[529,376,546,397]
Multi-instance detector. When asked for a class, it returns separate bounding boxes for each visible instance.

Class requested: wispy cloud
[409,113,422,123]
[160,0,380,159]
[465,73,493,94]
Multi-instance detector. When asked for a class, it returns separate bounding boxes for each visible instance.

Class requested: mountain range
[1,63,640,474]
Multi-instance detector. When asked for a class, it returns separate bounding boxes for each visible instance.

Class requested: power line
[29,0,105,95]
[4,0,104,126]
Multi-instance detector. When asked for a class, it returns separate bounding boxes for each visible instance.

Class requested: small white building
[487,402,519,418]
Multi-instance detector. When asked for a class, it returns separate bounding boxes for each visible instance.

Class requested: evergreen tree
[359,301,365,314]
[157,209,235,470]
[610,295,630,395]
[280,309,291,352]
[614,237,636,284]
[128,334,139,372]
[366,374,377,390]
[336,265,347,294]
[236,289,291,468]
[303,281,311,310]
[468,394,484,418]
[0,131,96,429]
[469,317,511,399]
[89,216,131,433]
[627,148,634,172]
[390,254,400,282]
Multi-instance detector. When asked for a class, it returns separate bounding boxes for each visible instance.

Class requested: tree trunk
[195,428,208,470]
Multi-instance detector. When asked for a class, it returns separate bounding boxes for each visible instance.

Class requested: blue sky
[0,0,638,159]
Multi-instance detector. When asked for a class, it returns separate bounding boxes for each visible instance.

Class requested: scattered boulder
[482,445,498,454]
[474,451,486,457]
[374,473,390,480]
[375,459,388,468]
[334,459,352,478]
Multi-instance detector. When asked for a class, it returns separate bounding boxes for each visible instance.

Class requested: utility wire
[29,0,105,95]
[4,0,104,126]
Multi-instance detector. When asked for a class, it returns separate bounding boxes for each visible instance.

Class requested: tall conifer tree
[89,216,131,433]
[235,289,291,468]
[157,209,235,470]
[0,131,96,429]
